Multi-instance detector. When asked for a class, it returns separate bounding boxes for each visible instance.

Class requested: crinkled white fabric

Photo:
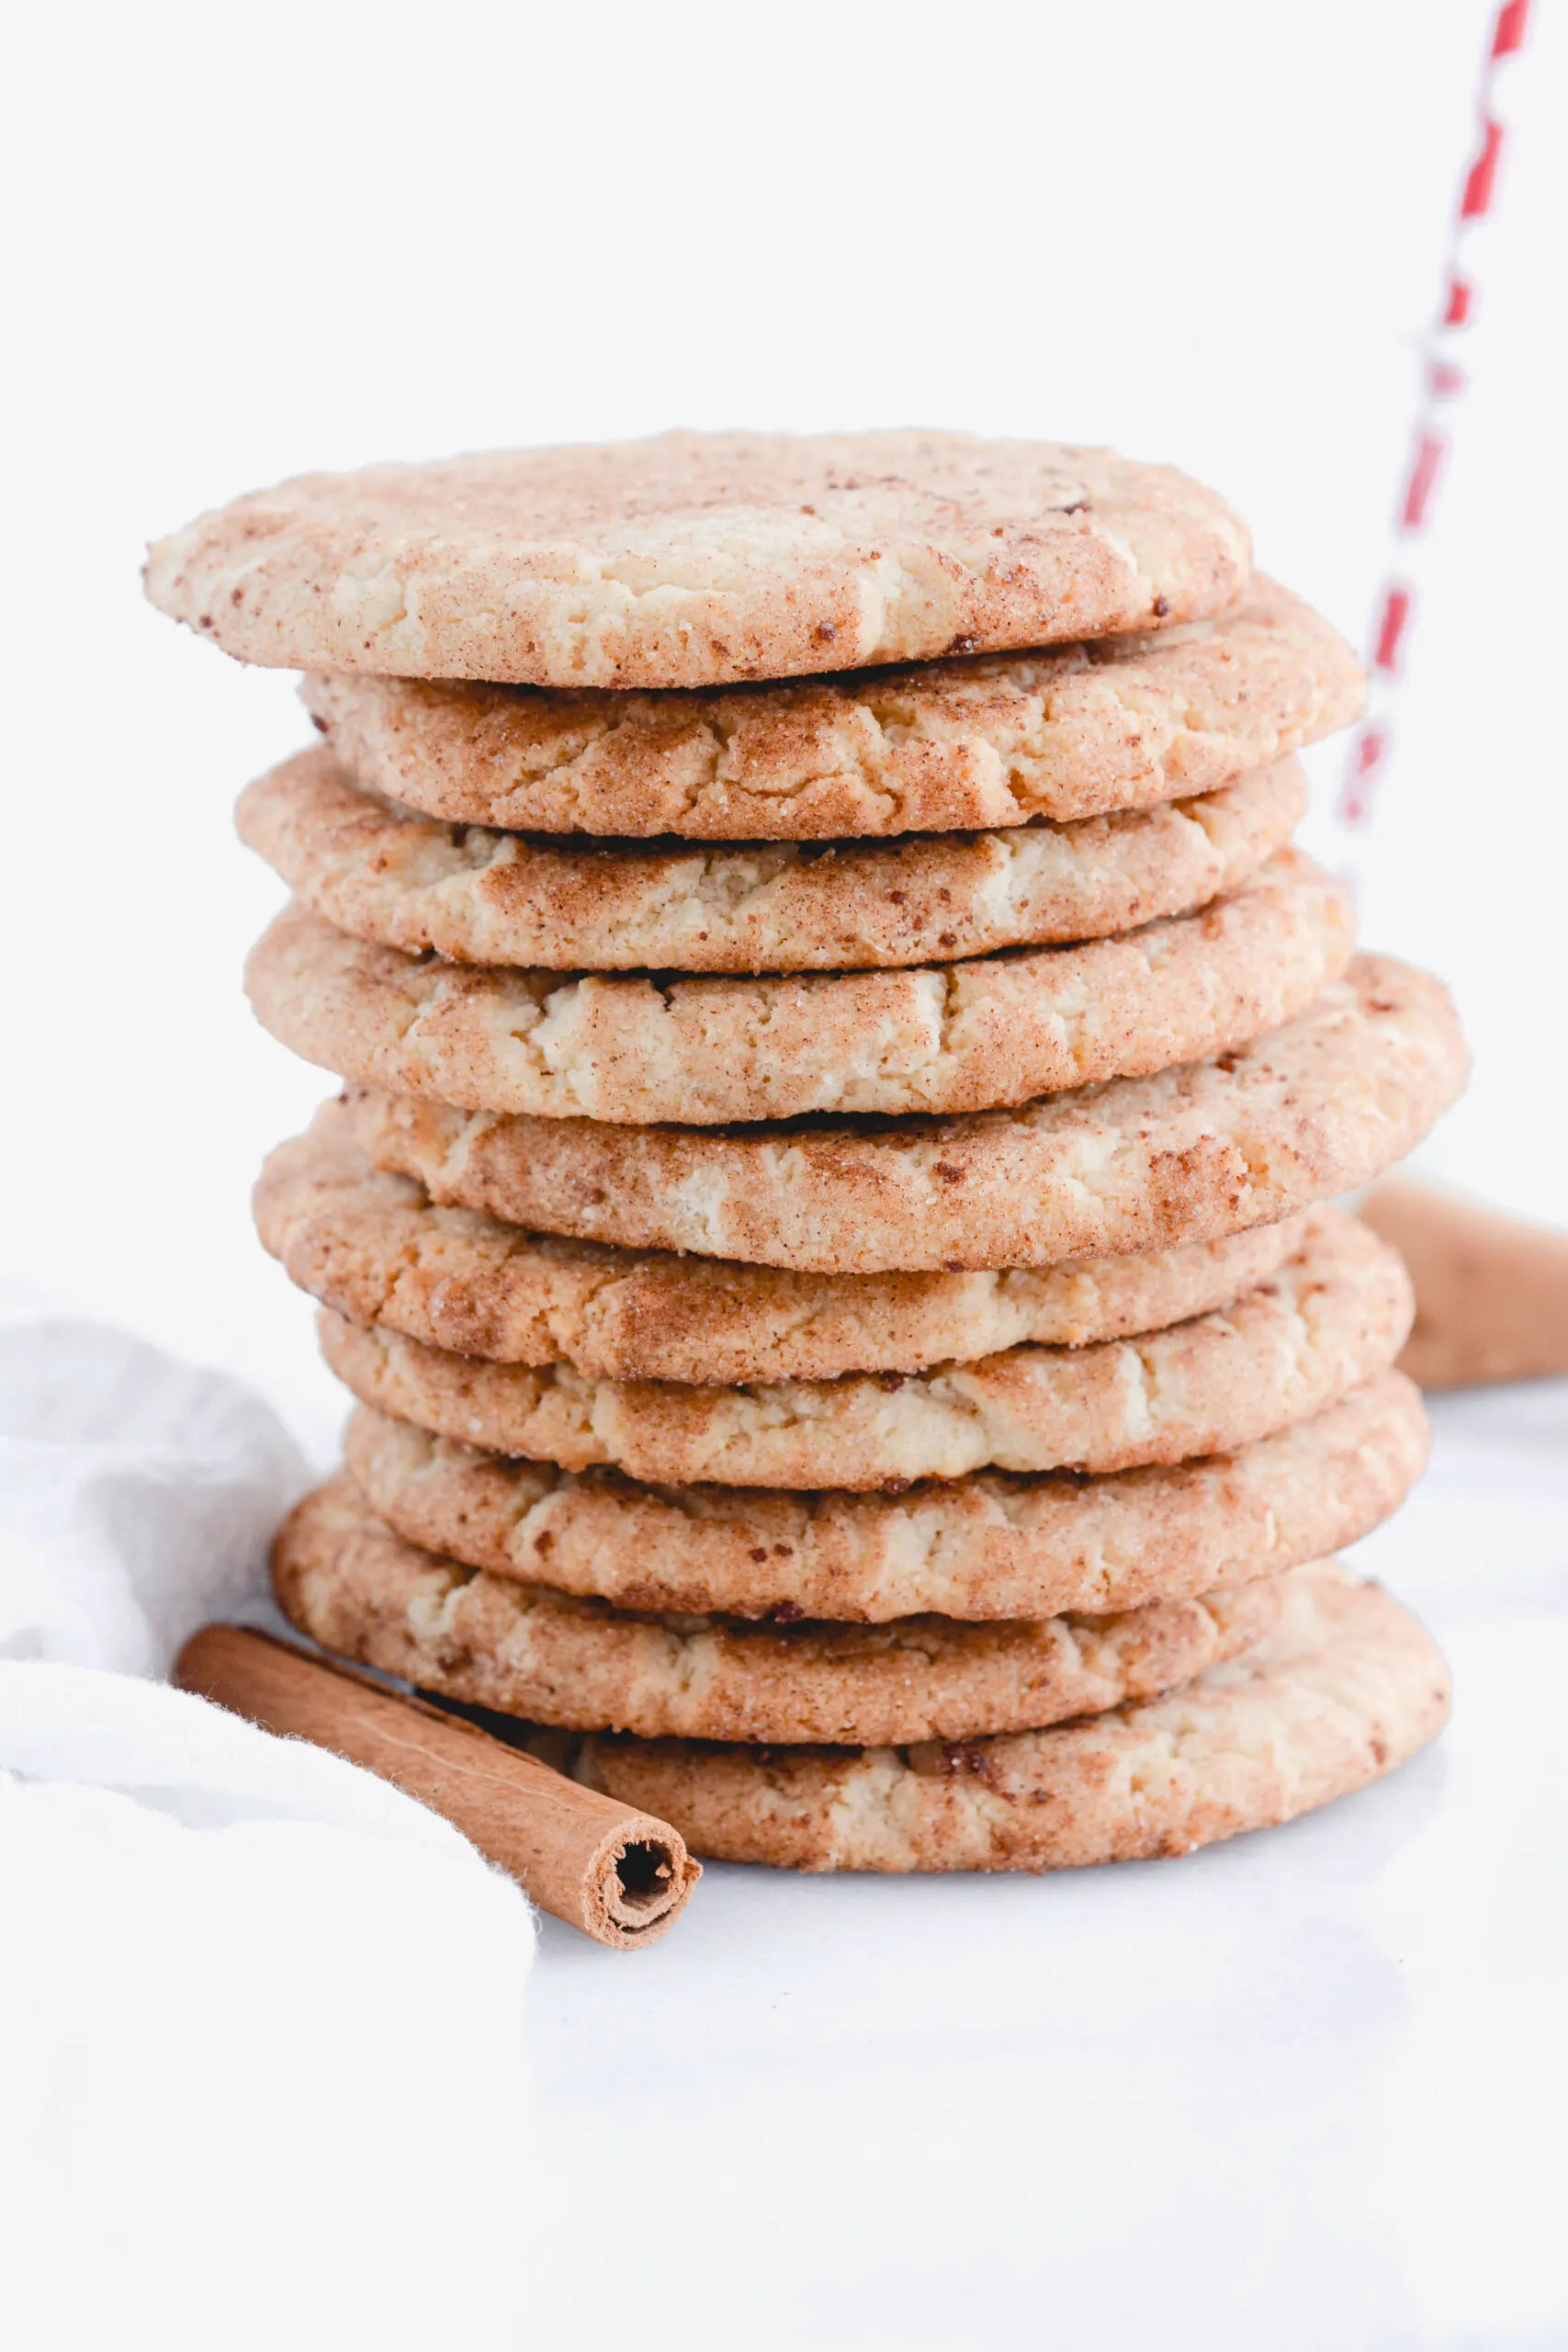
[0,1296,309,1673]
[0,1304,539,2352]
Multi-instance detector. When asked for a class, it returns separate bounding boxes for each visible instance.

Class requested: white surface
[524,1385,1568,2352]
[2,1,1564,2344]
[0,1308,538,2352]
[5,1306,1562,2349]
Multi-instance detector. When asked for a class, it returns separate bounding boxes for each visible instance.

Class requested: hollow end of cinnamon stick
[173,1624,700,1951]
[579,1815,700,1945]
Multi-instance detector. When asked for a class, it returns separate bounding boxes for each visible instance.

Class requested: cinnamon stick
[1360,1177,1568,1390]
[174,1625,700,1951]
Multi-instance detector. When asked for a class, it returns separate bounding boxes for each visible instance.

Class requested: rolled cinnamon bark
[1359,1178,1568,1389]
[173,1624,700,1951]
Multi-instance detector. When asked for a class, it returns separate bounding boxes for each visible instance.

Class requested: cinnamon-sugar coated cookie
[259,1110,1305,1381]
[245,852,1351,1125]
[344,956,1469,1272]
[316,1212,1412,1488]
[274,1471,1291,1747]
[295,575,1358,838]
[526,1568,1450,1869]
[146,429,1250,688]
[344,1373,1427,1622]
[238,747,1307,971]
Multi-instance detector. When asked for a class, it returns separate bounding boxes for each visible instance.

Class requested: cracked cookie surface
[146,428,1251,689]
[316,1212,1412,1487]
[525,1566,1451,1869]
[273,1470,1291,1746]
[259,1107,1304,1379]
[343,1372,1428,1622]
[239,746,1306,971]
[295,575,1358,837]
[344,956,1469,1272]
[246,851,1351,1125]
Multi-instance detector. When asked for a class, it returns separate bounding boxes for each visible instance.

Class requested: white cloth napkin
[0,1301,540,2351]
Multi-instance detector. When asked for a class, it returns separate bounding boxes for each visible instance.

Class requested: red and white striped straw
[1337,0,1531,830]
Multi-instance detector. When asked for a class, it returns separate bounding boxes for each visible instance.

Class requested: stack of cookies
[147,432,1468,1872]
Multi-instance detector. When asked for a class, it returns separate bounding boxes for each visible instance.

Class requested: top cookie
[142,430,1250,689]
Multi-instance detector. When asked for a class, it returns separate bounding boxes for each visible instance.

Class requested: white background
[4,0,1562,1424]
[3,4,1565,2346]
